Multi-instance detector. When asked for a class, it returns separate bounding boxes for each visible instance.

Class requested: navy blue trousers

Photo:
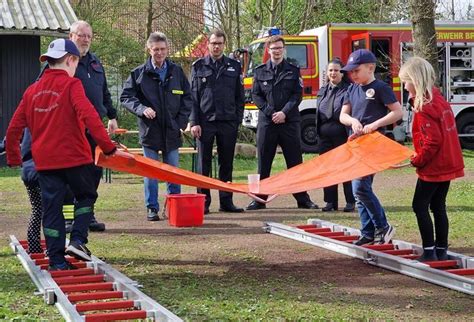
[38,164,97,265]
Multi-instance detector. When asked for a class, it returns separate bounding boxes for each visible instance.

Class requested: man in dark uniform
[121,32,192,221]
[190,29,245,214]
[246,35,318,211]
[68,20,119,231]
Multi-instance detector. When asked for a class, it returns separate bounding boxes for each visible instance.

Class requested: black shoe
[246,200,266,210]
[297,201,319,209]
[353,236,375,246]
[89,217,106,232]
[219,204,244,213]
[436,247,448,261]
[204,207,210,215]
[417,248,438,262]
[147,208,159,221]
[322,202,337,212]
[48,261,77,271]
[343,202,355,212]
[66,240,92,261]
[65,220,73,234]
[374,224,395,244]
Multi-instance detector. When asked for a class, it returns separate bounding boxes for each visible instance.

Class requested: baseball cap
[39,39,80,62]
[342,49,377,71]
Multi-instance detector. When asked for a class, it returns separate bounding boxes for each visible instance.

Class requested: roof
[0,0,77,37]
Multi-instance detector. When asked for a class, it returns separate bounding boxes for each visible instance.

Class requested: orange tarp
[96,132,413,195]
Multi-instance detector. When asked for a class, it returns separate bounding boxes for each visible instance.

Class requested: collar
[204,55,228,66]
[151,59,167,71]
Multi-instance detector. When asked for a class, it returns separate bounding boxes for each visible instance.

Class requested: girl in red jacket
[400,57,464,262]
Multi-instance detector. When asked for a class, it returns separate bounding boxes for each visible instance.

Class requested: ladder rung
[84,310,147,322]
[383,249,414,255]
[76,300,135,312]
[317,231,345,237]
[29,253,46,259]
[296,224,317,229]
[400,254,419,260]
[363,244,395,251]
[331,235,359,241]
[60,282,114,293]
[426,260,458,269]
[68,291,124,302]
[50,268,95,278]
[445,268,474,276]
[54,274,104,285]
[303,227,331,233]
[42,262,87,270]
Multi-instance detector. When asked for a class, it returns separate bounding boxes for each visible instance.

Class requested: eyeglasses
[210,42,224,46]
[74,33,93,40]
[269,46,284,51]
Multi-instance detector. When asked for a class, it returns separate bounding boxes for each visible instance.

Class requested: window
[285,45,307,68]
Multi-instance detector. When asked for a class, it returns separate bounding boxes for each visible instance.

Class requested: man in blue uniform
[68,20,118,231]
[247,35,318,211]
[190,29,245,214]
[121,32,192,221]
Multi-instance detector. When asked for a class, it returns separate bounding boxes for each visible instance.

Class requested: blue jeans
[352,175,388,239]
[143,147,181,210]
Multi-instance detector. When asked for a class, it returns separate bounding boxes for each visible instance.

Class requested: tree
[408,0,439,78]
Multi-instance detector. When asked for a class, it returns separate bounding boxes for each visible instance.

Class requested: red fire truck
[241,22,474,152]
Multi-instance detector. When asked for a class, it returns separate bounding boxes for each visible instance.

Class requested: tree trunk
[409,0,439,79]
[146,0,153,41]
[235,0,241,48]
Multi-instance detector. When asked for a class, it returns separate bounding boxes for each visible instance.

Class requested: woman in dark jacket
[316,59,355,212]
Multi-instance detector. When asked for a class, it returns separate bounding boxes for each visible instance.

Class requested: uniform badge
[202,77,206,83]
[227,67,236,72]
[263,81,268,85]
[366,88,375,98]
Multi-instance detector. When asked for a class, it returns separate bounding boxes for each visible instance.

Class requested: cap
[40,39,80,62]
[341,49,377,71]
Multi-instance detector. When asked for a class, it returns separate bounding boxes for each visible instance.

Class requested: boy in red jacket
[400,57,464,262]
[6,39,117,270]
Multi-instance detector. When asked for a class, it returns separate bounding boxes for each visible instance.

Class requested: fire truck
[241,22,474,152]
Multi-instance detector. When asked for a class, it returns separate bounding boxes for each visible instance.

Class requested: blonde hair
[399,57,436,112]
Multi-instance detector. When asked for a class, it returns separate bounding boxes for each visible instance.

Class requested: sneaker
[374,224,395,244]
[353,236,375,246]
[147,208,159,221]
[89,217,106,232]
[0,137,5,155]
[48,261,77,271]
[66,240,92,261]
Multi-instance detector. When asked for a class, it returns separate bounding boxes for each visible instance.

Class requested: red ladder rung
[331,235,359,241]
[54,274,104,285]
[363,244,395,251]
[383,249,414,255]
[425,260,458,269]
[400,254,419,260]
[50,268,95,278]
[445,268,474,276]
[303,227,332,233]
[68,291,124,302]
[84,310,147,322]
[41,262,87,270]
[316,231,345,237]
[76,300,135,312]
[60,282,114,293]
[29,253,46,259]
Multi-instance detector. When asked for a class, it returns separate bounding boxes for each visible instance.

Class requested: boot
[417,248,438,262]
[436,247,448,261]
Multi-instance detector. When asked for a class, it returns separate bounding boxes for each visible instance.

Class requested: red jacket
[411,87,464,182]
[6,69,116,170]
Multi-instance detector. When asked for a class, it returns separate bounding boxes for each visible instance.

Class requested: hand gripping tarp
[96,132,413,196]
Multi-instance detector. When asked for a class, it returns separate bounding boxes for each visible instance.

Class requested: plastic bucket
[166,194,205,227]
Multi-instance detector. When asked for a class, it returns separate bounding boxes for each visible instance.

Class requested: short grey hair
[147,32,168,48]
[70,20,92,33]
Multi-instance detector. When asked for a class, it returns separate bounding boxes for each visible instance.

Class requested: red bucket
[166,194,205,227]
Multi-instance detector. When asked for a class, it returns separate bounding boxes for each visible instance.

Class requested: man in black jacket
[121,32,192,221]
[190,29,245,214]
[69,20,119,231]
[246,35,318,211]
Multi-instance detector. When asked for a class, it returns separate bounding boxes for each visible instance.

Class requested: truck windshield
[247,42,265,77]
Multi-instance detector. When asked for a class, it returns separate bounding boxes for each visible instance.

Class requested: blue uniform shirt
[343,79,397,132]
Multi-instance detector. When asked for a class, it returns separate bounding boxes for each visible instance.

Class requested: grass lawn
[0,150,473,320]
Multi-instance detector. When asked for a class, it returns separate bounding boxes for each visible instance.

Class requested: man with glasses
[121,32,192,221]
[67,20,118,231]
[246,35,318,211]
[190,29,245,214]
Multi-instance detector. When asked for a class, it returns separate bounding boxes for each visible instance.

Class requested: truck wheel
[457,113,474,150]
[300,114,319,153]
